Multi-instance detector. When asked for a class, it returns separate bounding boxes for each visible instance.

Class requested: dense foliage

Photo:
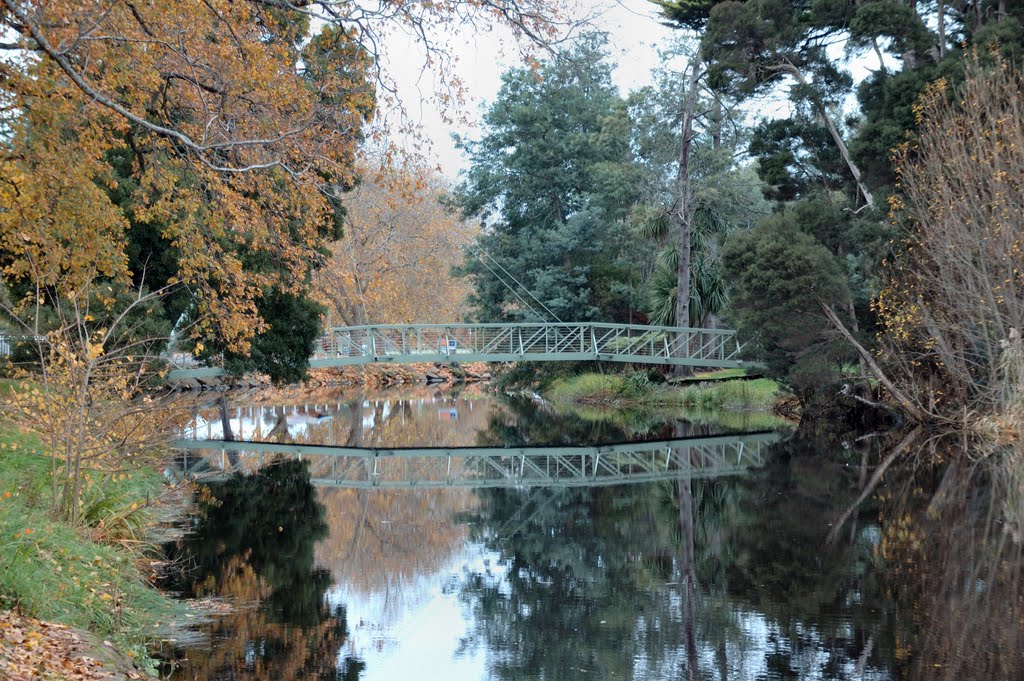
[0,0,568,382]
[656,0,1024,410]
[454,37,645,323]
[451,2,1024,416]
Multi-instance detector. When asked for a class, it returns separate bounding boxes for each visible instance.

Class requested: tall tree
[627,34,769,334]
[319,163,476,326]
[455,35,643,323]
[671,59,702,375]
[697,0,926,209]
[651,6,774,382]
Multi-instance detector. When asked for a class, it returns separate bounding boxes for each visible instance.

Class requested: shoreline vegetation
[543,370,784,413]
[0,423,187,677]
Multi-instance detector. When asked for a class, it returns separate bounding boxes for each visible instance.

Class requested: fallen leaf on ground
[0,609,124,680]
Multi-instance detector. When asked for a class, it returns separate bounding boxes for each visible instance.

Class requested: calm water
[161,386,1024,680]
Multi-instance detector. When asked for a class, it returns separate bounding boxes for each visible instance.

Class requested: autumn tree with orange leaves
[319,163,476,326]
[0,0,570,366]
[0,10,372,360]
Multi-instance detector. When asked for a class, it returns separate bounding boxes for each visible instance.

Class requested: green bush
[620,371,653,399]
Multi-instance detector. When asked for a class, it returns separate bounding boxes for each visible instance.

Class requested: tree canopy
[0,0,570,381]
[455,36,644,323]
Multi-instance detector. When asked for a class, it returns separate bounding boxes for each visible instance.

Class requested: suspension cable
[462,243,565,324]
[461,243,549,321]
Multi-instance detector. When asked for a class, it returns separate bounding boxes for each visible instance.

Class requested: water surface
[162,386,1024,680]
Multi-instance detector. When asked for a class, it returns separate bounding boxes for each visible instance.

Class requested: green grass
[545,373,624,403]
[545,372,782,411]
[0,424,185,672]
[685,367,750,381]
[671,378,780,409]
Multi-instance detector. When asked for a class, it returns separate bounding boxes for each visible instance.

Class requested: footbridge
[168,322,744,381]
[171,431,778,489]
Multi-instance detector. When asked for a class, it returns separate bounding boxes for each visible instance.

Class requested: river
[158,384,1024,680]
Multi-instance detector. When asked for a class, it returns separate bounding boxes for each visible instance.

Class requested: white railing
[311,322,742,368]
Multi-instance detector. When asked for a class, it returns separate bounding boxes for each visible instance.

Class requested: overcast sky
[371,0,884,180]
[373,0,681,178]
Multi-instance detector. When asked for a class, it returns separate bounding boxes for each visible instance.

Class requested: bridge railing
[313,322,741,367]
[0,334,47,357]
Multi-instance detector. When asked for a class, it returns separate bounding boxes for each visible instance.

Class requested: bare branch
[818,298,930,423]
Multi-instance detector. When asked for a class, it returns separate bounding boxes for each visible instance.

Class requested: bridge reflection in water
[172,431,779,489]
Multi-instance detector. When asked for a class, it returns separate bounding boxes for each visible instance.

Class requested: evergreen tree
[455,36,643,323]
[721,207,853,402]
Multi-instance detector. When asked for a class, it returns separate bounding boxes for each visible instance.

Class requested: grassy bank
[0,423,185,673]
[545,371,781,411]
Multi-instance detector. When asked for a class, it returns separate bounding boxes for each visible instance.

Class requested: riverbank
[544,370,783,412]
[170,362,493,390]
[0,423,187,677]
[303,362,491,388]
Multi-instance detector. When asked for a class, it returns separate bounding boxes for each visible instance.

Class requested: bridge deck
[168,322,743,381]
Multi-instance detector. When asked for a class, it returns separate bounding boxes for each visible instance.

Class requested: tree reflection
[315,486,477,620]
[879,442,1024,681]
[458,484,685,679]
[695,431,894,678]
[457,429,896,680]
[164,459,365,680]
[169,390,1024,680]
[475,396,732,448]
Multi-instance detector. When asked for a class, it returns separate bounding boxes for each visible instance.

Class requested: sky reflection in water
[164,387,1024,681]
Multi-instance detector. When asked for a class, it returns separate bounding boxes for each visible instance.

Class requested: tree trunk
[872,37,887,71]
[836,244,872,395]
[818,300,929,422]
[937,0,946,58]
[711,95,722,152]
[904,0,919,68]
[781,62,876,209]
[671,59,702,378]
[268,409,291,444]
[345,398,364,447]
